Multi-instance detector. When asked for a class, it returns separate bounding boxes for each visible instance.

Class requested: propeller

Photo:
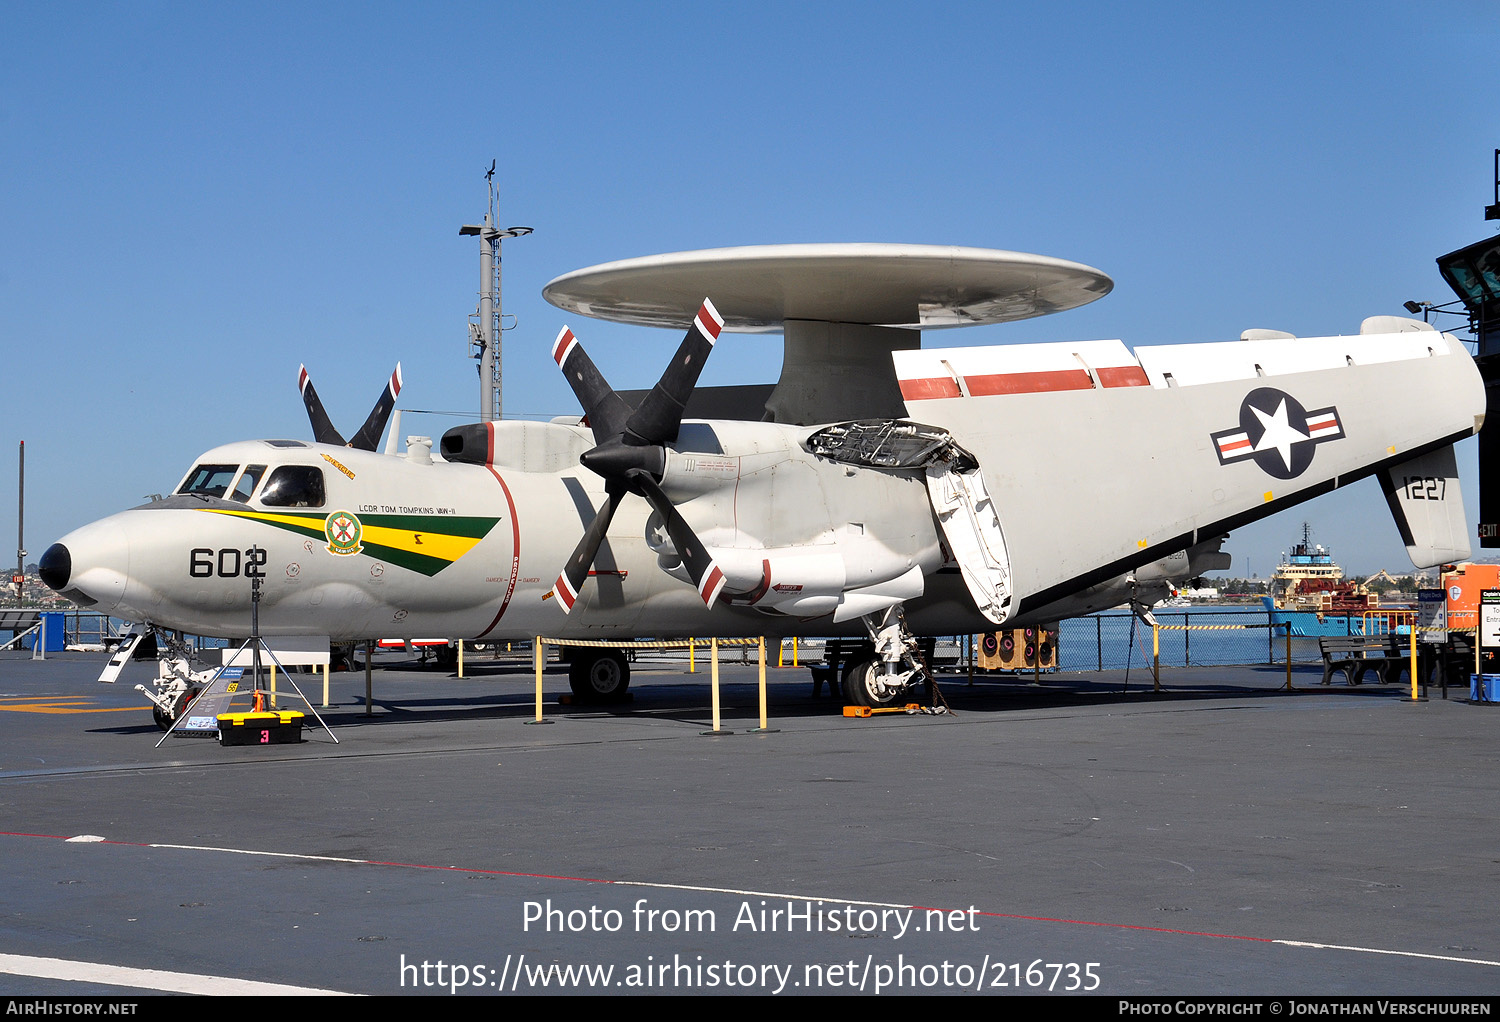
[549,300,727,612]
[298,363,403,451]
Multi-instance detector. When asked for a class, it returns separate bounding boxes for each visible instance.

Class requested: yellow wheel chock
[842,703,923,718]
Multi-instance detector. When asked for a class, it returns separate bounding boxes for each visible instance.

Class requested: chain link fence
[1050,609,1280,671]
[1055,608,1438,673]
[1074,609,1284,672]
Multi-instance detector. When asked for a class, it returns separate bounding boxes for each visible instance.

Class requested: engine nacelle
[657,542,927,621]
[439,420,592,472]
[714,548,847,617]
[642,418,942,620]
[658,448,744,499]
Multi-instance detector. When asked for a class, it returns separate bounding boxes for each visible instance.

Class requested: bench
[1317,634,1409,686]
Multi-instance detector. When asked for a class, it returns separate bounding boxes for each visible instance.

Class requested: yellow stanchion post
[689,638,695,674]
[1152,623,1161,692]
[1410,628,1421,702]
[792,637,799,667]
[756,637,770,732]
[322,662,329,708]
[458,639,464,679]
[1285,625,1292,691]
[701,637,731,735]
[269,662,277,708]
[526,638,553,725]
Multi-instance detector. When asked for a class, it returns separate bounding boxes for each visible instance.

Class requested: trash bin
[1469,674,1500,702]
[22,612,65,652]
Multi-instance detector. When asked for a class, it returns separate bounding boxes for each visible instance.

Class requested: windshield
[176,464,239,498]
[229,464,266,503]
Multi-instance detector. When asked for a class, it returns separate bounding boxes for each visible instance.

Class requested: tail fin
[1379,443,1470,567]
[298,363,402,451]
[298,365,347,447]
[348,363,403,452]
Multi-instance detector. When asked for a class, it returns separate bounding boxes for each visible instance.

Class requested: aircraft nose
[46,520,130,612]
[38,543,71,591]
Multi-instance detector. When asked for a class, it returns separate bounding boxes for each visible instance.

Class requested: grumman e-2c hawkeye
[39,245,1484,722]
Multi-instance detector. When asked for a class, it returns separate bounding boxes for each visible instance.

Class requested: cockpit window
[177,464,240,498]
[258,465,326,508]
[229,464,267,503]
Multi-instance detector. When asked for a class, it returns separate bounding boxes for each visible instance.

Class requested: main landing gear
[841,606,928,708]
[567,647,631,702]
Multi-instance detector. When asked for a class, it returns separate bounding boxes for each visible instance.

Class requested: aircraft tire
[841,658,900,708]
[155,685,202,731]
[569,650,630,702]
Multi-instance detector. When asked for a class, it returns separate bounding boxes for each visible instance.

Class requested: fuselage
[40,424,961,641]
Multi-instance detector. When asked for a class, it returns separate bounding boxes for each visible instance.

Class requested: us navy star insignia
[1211,387,1344,479]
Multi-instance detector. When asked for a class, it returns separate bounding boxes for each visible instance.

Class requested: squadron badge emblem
[324,510,364,556]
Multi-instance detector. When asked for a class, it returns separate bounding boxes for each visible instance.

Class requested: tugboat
[1260,524,1406,636]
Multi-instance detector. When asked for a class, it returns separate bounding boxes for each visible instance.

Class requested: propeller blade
[298,365,348,447]
[347,363,403,452]
[549,301,725,609]
[623,299,723,446]
[552,328,632,444]
[550,480,626,613]
[629,469,725,606]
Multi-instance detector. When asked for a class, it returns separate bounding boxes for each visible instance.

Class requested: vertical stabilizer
[1378,444,1470,567]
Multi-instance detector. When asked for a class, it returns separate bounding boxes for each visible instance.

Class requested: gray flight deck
[1,648,1497,997]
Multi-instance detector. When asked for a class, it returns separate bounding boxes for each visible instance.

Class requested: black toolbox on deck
[217,710,304,746]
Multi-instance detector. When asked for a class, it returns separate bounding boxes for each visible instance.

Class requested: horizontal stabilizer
[1379,444,1470,568]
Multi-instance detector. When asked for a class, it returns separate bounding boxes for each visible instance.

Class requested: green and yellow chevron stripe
[200,508,500,577]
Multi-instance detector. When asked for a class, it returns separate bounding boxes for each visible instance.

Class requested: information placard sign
[1417,589,1446,644]
[1480,589,1500,650]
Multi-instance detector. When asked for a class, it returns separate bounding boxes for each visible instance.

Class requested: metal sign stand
[1417,589,1445,701]
[1476,589,1500,705]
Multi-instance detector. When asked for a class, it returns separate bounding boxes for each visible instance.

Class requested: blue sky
[3,2,1497,577]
